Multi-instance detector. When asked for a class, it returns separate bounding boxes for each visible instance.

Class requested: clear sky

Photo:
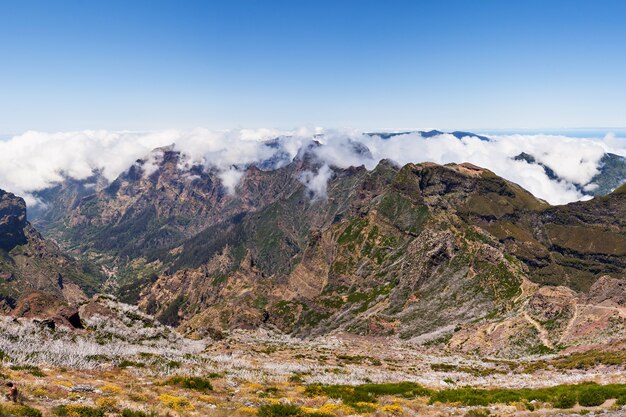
[1,0,626,133]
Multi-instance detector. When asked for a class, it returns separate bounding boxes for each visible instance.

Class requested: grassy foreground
[1,374,625,417]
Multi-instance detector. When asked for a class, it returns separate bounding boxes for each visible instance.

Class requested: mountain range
[1,131,624,357]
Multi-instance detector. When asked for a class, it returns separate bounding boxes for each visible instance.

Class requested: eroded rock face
[585,275,626,306]
[526,286,577,323]
[0,190,27,251]
[0,188,98,310]
[133,162,536,342]
[11,292,64,320]
[11,292,83,329]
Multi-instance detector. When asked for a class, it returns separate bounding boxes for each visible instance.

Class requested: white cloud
[218,167,244,196]
[299,164,333,200]
[0,128,624,207]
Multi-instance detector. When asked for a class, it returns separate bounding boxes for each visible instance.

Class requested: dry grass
[0,300,624,417]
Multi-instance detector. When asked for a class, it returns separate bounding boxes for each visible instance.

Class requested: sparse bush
[0,313,203,371]
[52,405,105,417]
[553,392,576,409]
[95,397,119,413]
[158,393,194,411]
[31,388,47,398]
[315,404,354,415]
[464,410,490,417]
[353,402,376,413]
[551,350,626,370]
[120,410,158,417]
[9,365,45,377]
[118,359,145,368]
[164,375,213,391]
[128,392,149,402]
[100,384,123,395]
[380,404,403,415]
[0,403,42,417]
[289,374,304,383]
[257,404,302,417]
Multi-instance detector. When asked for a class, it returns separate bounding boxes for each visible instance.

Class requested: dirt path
[523,311,554,349]
[559,302,626,344]
[559,301,579,344]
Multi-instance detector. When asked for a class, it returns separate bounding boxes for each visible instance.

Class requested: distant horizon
[0,125,626,140]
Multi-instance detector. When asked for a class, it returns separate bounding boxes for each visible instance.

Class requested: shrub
[578,387,605,407]
[305,382,431,404]
[128,392,149,402]
[465,410,491,417]
[118,359,145,368]
[95,397,118,413]
[120,410,158,417]
[551,350,626,370]
[100,384,123,395]
[257,404,302,417]
[353,402,377,413]
[52,405,105,417]
[9,365,45,377]
[315,404,354,415]
[429,382,626,408]
[553,393,576,409]
[380,404,404,414]
[164,376,213,391]
[158,394,194,411]
[31,388,47,398]
[0,403,42,417]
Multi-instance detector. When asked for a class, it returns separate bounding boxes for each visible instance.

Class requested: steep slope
[0,189,101,313]
[131,161,624,356]
[130,164,520,329]
[29,171,106,226]
[451,183,626,355]
[482,181,626,291]
[48,147,306,263]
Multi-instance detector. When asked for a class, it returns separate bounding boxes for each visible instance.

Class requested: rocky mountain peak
[0,189,28,251]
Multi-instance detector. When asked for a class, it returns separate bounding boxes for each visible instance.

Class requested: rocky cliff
[0,189,102,313]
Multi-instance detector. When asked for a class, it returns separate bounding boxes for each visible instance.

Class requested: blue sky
[1,0,626,133]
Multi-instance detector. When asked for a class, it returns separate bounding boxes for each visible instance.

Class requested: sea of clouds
[1,128,625,206]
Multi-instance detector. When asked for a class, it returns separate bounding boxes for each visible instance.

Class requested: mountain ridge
[2,137,623,357]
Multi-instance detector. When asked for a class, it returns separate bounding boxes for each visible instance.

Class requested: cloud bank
[0,128,625,206]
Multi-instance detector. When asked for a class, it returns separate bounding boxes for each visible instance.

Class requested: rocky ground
[0,299,624,417]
